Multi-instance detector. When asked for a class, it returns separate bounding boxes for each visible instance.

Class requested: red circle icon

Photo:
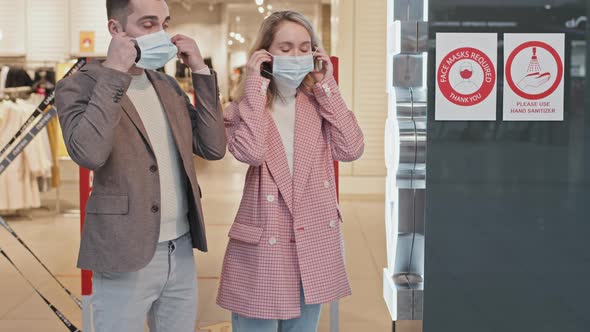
[505,41,563,100]
[437,47,496,107]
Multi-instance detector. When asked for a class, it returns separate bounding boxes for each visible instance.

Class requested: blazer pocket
[86,194,129,215]
[228,222,264,245]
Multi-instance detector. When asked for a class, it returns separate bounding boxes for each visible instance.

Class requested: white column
[331,0,388,194]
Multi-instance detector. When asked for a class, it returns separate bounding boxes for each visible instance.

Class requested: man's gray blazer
[55,61,226,272]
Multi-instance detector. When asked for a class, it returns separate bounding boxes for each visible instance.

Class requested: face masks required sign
[503,34,565,121]
[435,33,498,121]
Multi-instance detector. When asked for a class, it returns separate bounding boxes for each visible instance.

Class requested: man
[55,0,226,331]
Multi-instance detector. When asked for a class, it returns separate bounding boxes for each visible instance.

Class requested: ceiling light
[258,6,265,13]
[255,0,264,5]
[267,4,272,10]
[230,32,235,38]
[228,40,234,46]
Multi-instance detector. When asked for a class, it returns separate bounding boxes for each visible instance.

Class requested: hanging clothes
[45,117,63,188]
[5,67,33,88]
[0,96,54,213]
[33,68,56,95]
[16,98,53,183]
[0,66,9,99]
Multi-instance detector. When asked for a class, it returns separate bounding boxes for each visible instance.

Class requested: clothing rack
[0,60,65,217]
[2,87,33,101]
[0,59,58,70]
[0,93,60,216]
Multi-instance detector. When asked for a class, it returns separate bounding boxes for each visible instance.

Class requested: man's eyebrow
[137,15,158,21]
[137,15,170,22]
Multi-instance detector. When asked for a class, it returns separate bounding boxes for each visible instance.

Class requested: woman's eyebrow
[278,41,311,47]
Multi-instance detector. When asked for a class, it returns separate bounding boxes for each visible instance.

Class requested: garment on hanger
[0,95,54,213]
[46,117,63,188]
[33,68,56,95]
[0,66,9,99]
[5,67,33,88]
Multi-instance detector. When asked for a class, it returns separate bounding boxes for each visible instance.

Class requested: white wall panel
[28,0,69,62]
[353,0,387,177]
[69,0,110,56]
[0,0,26,56]
[333,0,387,180]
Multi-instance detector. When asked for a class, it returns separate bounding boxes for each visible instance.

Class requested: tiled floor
[0,155,404,332]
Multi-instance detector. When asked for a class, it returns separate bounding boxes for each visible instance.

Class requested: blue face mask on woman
[264,51,316,89]
[134,30,178,70]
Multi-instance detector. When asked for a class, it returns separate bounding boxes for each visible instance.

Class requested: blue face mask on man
[134,30,178,70]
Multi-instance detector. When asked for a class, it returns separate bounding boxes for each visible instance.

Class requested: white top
[127,72,190,242]
[271,79,297,175]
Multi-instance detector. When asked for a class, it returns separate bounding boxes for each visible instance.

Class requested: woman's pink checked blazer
[217,73,364,320]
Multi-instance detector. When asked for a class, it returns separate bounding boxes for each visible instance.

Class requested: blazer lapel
[265,112,294,215]
[120,95,154,153]
[292,91,322,211]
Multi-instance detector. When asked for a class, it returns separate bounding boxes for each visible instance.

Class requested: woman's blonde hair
[236,11,323,106]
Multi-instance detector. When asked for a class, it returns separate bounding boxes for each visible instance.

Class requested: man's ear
[108,19,123,35]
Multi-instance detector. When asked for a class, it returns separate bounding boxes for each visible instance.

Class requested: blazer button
[329,220,338,228]
[151,205,160,213]
[324,180,330,189]
[260,83,267,95]
[150,165,158,173]
[266,195,275,203]
[323,84,332,97]
[269,237,277,245]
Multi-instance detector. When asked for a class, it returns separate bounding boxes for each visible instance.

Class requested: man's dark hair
[106,0,131,21]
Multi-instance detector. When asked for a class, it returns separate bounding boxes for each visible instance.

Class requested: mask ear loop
[311,47,320,57]
[261,50,275,77]
[262,68,274,77]
[301,46,321,89]
[133,40,141,64]
[311,46,323,72]
[114,21,141,64]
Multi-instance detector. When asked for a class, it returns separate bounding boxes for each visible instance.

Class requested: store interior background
[0,0,395,331]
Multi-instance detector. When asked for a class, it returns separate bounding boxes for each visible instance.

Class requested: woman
[217,11,364,331]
